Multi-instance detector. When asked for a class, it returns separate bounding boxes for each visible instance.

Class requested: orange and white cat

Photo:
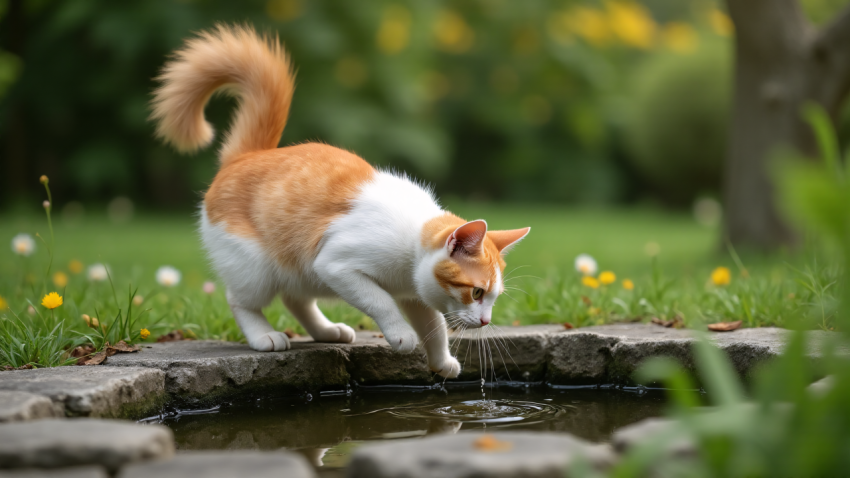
[150,25,529,378]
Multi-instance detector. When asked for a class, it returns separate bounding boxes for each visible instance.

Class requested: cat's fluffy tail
[150,24,295,165]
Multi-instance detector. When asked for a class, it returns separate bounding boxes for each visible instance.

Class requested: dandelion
[622,279,634,290]
[574,254,598,276]
[599,271,616,285]
[132,296,144,307]
[68,260,84,274]
[203,281,216,294]
[0,296,7,310]
[41,292,63,309]
[156,266,181,287]
[53,272,68,288]
[11,234,36,256]
[582,276,600,289]
[711,266,731,286]
[140,328,151,340]
[88,263,109,282]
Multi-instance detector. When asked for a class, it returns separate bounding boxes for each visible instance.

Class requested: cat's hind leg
[282,296,356,344]
[228,288,290,352]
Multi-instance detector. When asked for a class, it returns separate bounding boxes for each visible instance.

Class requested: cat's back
[204,142,375,269]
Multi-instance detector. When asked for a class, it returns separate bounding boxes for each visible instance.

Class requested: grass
[0,202,840,368]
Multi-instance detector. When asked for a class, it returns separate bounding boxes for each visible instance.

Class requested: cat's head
[416,215,530,328]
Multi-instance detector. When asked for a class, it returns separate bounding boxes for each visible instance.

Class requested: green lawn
[0,204,837,368]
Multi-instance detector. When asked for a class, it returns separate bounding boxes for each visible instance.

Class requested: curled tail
[150,24,295,165]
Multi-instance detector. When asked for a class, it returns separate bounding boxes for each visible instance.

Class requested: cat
[150,25,529,378]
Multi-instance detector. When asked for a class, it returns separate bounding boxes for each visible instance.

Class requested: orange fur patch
[205,143,375,269]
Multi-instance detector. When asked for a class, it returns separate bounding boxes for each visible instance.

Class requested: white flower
[11,234,35,256]
[574,254,598,276]
[156,266,181,287]
[203,281,216,294]
[88,263,109,282]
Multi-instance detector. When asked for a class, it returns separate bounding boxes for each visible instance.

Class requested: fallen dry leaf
[78,351,108,366]
[109,341,140,353]
[707,320,742,332]
[3,364,33,371]
[472,434,513,452]
[511,320,520,327]
[651,317,684,329]
[70,345,95,359]
[563,322,574,330]
[373,333,385,338]
[157,330,186,342]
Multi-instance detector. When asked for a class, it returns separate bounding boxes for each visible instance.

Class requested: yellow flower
[376,5,411,55]
[711,267,731,286]
[582,276,600,289]
[69,260,84,274]
[622,279,634,290]
[606,1,656,49]
[140,328,151,340]
[82,314,99,328]
[433,10,475,54]
[41,292,63,309]
[599,271,616,285]
[568,6,611,47]
[0,296,7,310]
[53,272,68,288]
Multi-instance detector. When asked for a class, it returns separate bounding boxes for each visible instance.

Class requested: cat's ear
[447,220,488,257]
[487,227,530,255]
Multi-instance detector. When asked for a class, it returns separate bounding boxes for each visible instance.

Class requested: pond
[144,383,667,470]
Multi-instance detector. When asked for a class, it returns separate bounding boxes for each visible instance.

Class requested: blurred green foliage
[625,40,730,203]
[0,0,741,211]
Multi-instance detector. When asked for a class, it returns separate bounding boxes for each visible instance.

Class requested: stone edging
[1,324,823,421]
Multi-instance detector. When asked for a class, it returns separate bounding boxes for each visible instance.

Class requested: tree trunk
[723,0,850,249]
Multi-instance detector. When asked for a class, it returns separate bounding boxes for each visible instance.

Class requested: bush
[625,41,731,205]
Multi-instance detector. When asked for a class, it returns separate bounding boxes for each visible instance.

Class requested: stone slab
[0,419,173,473]
[346,431,614,478]
[0,368,165,419]
[117,451,315,478]
[105,340,350,401]
[0,466,107,478]
[547,324,823,384]
[0,391,62,423]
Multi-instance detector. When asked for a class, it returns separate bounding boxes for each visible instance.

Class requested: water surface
[150,385,666,469]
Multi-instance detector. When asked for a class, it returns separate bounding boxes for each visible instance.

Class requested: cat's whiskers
[485,325,513,382]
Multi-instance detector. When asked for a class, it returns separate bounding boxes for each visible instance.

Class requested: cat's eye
[472,287,484,300]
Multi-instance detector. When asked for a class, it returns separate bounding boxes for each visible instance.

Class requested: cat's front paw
[431,356,461,378]
[248,331,291,352]
[385,328,420,354]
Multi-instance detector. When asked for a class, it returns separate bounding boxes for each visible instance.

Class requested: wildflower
[376,5,411,54]
[582,276,600,289]
[0,296,7,310]
[606,1,656,49]
[156,266,181,287]
[622,279,635,290]
[574,254,598,276]
[39,175,49,185]
[27,305,36,315]
[662,22,697,53]
[11,234,36,256]
[599,271,616,285]
[42,200,50,209]
[41,292,63,309]
[711,266,731,286]
[203,281,216,294]
[88,263,109,282]
[140,328,151,340]
[708,9,733,37]
[132,296,144,307]
[53,272,68,288]
[69,260,84,274]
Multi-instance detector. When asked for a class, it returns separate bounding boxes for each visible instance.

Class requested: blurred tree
[724,0,850,248]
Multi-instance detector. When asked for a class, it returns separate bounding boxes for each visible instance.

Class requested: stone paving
[0,324,827,477]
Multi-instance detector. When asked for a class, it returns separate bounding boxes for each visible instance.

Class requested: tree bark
[723,0,850,249]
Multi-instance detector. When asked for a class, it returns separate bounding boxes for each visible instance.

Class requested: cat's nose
[480,317,490,326]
